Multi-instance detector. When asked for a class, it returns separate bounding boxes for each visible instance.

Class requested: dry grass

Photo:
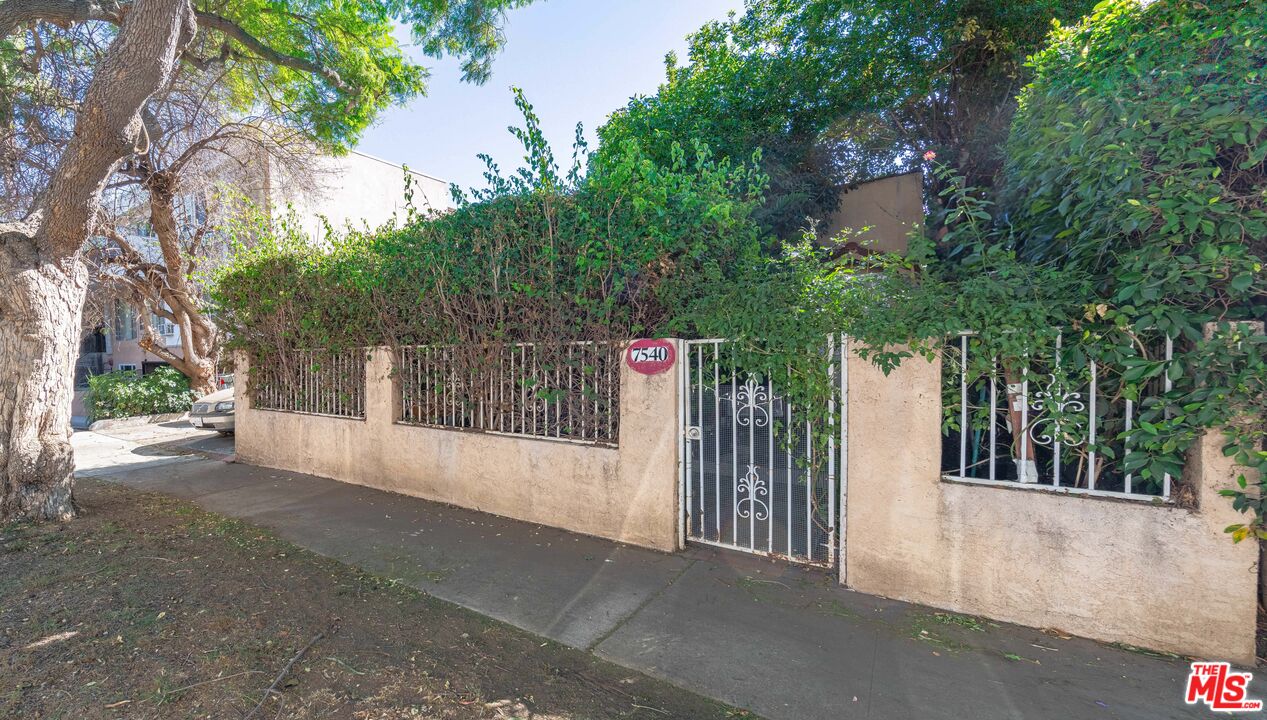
[0,480,751,720]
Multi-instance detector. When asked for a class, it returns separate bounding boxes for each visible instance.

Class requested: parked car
[190,387,235,435]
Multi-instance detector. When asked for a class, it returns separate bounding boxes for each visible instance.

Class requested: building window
[112,301,137,341]
[152,314,176,337]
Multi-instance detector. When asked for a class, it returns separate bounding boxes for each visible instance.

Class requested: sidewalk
[73,430,1204,720]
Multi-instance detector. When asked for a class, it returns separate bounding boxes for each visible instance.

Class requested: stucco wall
[235,345,680,551]
[843,348,1260,664]
[822,171,923,254]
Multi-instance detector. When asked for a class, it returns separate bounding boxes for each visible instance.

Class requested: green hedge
[84,367,197,420]
[212,94,768,358]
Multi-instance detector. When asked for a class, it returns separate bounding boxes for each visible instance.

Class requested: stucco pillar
[234,351,251,411]
[614,339,683,552]
[366,346,395,430]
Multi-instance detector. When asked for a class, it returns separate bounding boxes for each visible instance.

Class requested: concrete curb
[88,412,189,432]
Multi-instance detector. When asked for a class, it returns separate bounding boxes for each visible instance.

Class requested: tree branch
[0,0,118,37]
[2,2,355,105]
[193,10,351,93]
[37,0,195,257]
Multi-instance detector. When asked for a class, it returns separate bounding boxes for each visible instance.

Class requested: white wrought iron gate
[680,338,846,568]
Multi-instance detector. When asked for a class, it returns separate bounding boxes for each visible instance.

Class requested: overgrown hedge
[213,94,769,382]
[825,0,1265,526]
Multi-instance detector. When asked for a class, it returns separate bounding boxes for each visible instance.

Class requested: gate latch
[685,426,702,441]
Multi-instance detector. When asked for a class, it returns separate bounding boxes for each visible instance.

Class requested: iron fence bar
[684,341,694,540]
[697,346,705,537]
[1020,362,1030,483]
[731,347,739,546]
[786,364,793,557]
[1163,335,1174,499]
[827,335,836,565]
[768,371,775,553]
[713,342,721,541]
[838,334,848,579]
[960,334,968,478]
[805,415,813,560]
[989,357,997,482]
[1088,360,1097,491]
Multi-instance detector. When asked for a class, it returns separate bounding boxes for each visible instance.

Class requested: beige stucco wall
[843,348,1259,664]
[822,171,923,254]
[235,345,680,551]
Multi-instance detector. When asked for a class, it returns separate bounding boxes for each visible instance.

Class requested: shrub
[1004,0,1265,328]
[84,367,196,420]
[817,0,1265,530]
[1001,0,1265,534]
[212,91,766,358]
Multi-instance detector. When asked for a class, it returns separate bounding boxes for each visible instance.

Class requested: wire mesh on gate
[941,331,1176,500]
[682,338,840,567]
[251,348,367,419]
[397,341,621,445]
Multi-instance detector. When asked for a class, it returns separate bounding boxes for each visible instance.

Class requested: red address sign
[625,339,675,375]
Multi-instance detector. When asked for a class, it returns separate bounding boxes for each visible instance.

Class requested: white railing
[251,348,367,419]
[942,331,1175,502]
[397,341,620,445]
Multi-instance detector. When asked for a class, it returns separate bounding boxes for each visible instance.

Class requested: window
[117,363,138,374]
[112,302,137,341]
[151,314,176,337]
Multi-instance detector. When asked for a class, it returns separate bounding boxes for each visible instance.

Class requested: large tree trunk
[0,0,195,522]
[0,233,88,521]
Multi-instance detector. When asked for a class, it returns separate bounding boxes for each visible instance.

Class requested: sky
[354,0,745,194]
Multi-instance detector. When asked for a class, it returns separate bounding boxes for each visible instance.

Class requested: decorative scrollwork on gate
[733,377,775,427]
[735,464,770,521]
[1028,373,1087,447]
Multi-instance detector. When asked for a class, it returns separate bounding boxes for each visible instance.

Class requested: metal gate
[679,338,845,568]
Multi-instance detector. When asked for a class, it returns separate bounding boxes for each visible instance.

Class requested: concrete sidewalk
[73,431,1205,720]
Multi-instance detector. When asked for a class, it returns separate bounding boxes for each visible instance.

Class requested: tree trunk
[0,0,195,523]
[132,173,220,397]
[1003,367,1038,483]
[0,233,88,521]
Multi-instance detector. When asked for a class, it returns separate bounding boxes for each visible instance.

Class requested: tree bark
[0,0,195,522]
[0,227,87,521]
[103,170,220,396]
[145,174,218,396]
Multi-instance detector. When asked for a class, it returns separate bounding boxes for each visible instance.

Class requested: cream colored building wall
[279,151,452,242]
[823,170,923,254]
[235,345,680,551]
[842,347,1259,664]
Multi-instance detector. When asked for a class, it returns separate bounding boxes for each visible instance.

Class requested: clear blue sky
[355,0,745,193]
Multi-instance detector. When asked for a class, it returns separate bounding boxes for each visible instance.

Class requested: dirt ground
[0,480,752,720]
